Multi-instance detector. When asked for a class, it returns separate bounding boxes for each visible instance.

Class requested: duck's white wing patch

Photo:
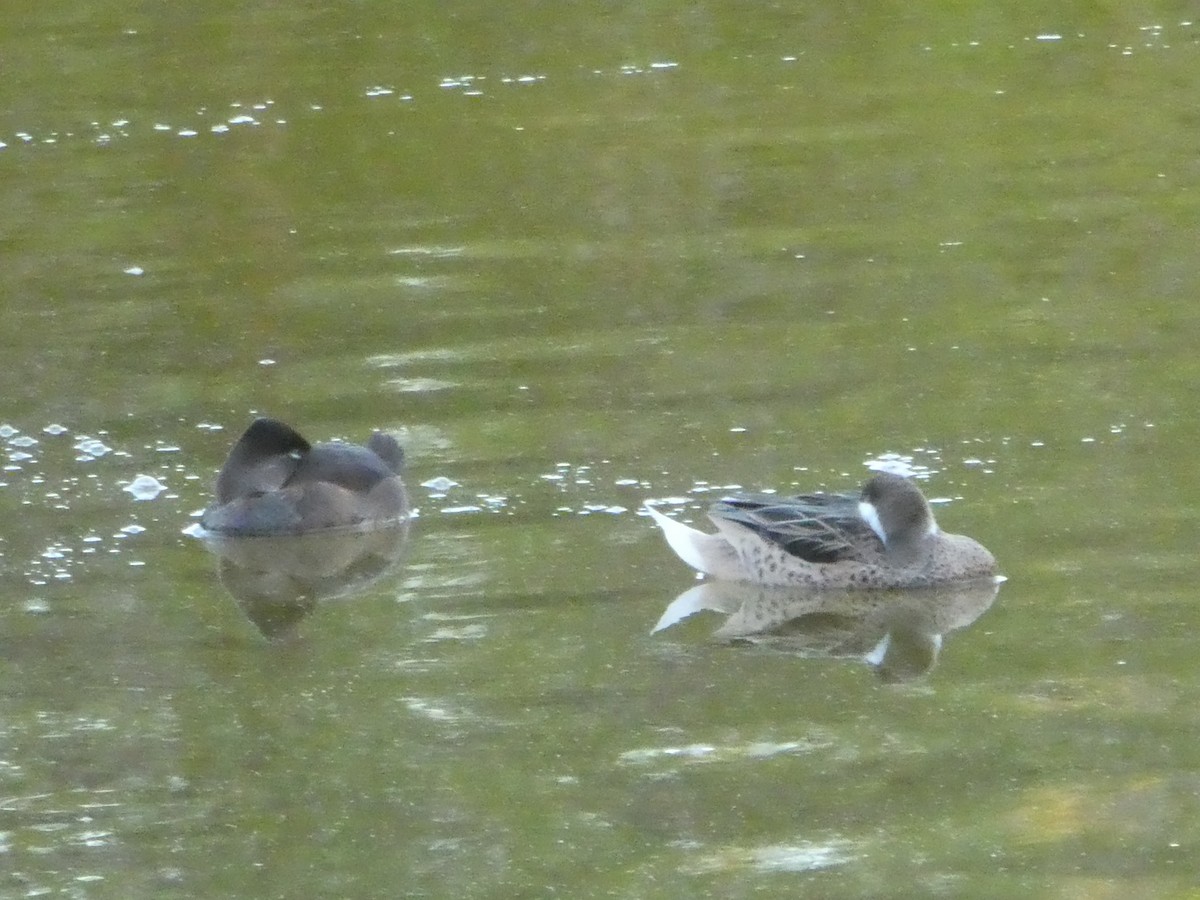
[644,504,745,580]
[857,500,888,546]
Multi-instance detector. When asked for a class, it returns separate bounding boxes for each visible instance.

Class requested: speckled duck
[645,472,996,589]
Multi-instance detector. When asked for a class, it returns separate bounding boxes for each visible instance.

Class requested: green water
[3,4,1199,898]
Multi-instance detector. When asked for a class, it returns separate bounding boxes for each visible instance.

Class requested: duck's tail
[643,504,746,580]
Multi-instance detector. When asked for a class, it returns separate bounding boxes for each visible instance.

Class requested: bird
[644,472,996,589]
[200,417,408,535]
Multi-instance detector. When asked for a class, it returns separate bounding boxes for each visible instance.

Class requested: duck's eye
[287,450,302,460]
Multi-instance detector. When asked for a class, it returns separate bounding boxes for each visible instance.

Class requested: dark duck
[201,418,409,535]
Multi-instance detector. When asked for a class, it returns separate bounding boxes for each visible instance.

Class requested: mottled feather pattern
[709,491,884,564]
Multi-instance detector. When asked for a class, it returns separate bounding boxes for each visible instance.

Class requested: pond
[3,4,1199,897]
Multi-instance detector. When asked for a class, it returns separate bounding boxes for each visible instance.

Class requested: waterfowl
[200,418,409,535]
[645,472,996,589]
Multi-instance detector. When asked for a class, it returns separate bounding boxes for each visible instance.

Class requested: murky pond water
[3,4,1199,897]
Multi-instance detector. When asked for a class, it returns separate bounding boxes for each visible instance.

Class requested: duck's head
[857,473,938,555]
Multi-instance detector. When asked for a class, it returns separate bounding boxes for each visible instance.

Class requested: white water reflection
[619,738,826,767]
[123,474,168,500]
[683,839,856,874]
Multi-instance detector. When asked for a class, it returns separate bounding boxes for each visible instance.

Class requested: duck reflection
[197,524,411,639]
[652,576,1004,682]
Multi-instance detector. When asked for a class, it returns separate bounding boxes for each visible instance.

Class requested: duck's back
[709,491,883,564]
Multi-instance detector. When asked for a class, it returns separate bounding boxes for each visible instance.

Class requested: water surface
[2,4,1199,897]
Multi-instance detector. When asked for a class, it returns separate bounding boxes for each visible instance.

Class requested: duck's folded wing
[289,444,398,492]
[709,492,882,563]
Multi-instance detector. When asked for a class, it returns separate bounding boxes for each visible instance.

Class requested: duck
[200,418,409,535]
[644,472,996,589]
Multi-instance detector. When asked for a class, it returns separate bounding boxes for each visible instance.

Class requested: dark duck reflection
[200,526,411,640]
[652,577,1004,682]
[195,418,412,639]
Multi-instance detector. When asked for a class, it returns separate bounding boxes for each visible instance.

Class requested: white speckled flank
[646,473,997,589]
